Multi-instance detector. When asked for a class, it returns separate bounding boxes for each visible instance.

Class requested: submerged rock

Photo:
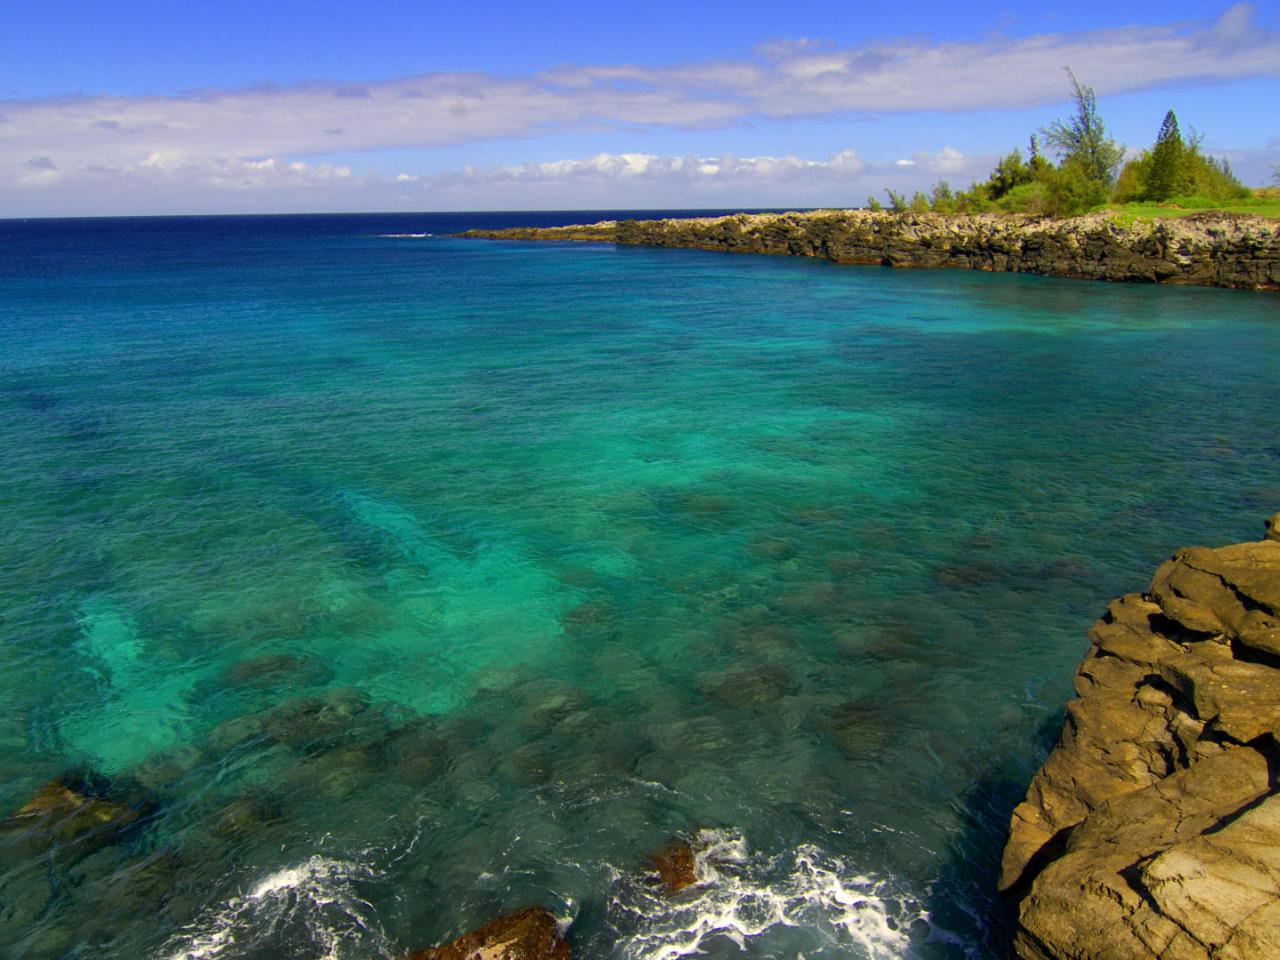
[932,558,1006,587]
[409,906,569,960]
[824,700,890,757]
[221,653,332,688]
[518,680,588,730]
[0,772,148,855]
[262,687,370,746]
[1001,515,1280,960]
[696,662,796,707]
[210,791,284,839]
[561,599,615,635]
[747,536,798,562]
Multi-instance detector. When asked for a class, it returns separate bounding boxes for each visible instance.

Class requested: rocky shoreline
[999,513,1280,960]
[460,210,1280,290]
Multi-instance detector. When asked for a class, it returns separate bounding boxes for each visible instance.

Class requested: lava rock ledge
[1000,512,1280,960]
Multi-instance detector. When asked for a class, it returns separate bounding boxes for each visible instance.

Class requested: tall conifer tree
[1147,110,1184,201]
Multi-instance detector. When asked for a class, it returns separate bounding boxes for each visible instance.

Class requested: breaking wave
[160,856,393,960]
[612,830,926,960]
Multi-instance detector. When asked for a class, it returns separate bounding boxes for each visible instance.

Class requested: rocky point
[1000,512,1280,960]
[461,210,1280,290]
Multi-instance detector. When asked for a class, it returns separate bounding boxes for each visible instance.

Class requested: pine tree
[1147,110,1184,201]
[1042,68,1124,193]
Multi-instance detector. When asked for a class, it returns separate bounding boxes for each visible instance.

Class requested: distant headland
[459,209,1280,291]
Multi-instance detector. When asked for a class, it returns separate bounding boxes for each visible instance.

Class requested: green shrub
[929,180,957,213]
[1042,160,1110,216]
[1181,150,1249,200]
[1111,155,1150,203]
[997,181,1053,215]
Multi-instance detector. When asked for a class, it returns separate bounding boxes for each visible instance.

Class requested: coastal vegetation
[886,70,1273,220]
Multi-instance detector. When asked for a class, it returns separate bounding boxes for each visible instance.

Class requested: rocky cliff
[1000,513,1280,960]
[460,210,1280,290]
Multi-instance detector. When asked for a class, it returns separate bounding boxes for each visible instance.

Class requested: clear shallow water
[1,212,1277,960]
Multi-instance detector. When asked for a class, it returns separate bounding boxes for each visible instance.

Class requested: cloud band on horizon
[1,4,1277,211]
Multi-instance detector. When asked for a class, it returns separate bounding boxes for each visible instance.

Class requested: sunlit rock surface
[408,906,569,960]
[1000,512,1280,960]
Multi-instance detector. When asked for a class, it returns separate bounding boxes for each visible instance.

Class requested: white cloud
[0,143,993,215]
[410,146,985,210]
[456,149,869,185]
[1,4,1276,212]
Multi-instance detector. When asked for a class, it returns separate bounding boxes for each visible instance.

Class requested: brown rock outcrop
[1000,517,1280,960]
[645,837,701,895]
[408,906,569,960]
[460,210,1280,290]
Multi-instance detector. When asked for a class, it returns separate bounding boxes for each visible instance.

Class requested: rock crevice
[1001,512,1280,960]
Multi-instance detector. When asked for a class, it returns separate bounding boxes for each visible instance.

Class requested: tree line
[871,69,1254,217]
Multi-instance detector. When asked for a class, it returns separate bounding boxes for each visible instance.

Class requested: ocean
[1,211,1277,959]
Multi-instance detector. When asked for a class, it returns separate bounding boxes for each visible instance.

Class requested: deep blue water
[1,212,1277,960]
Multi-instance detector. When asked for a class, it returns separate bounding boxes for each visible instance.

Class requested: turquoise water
[1,213,1277,960]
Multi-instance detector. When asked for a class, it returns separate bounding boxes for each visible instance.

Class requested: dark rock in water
[498,742,557,787]
[221,653,331,688]
[391,725,450,786]
[697,662,796,707]
[666,491,734,524]
[519,680,588,730]
[561,598,615,635]
[645,837,702,895]
[263,688,369,747]
[205,712,268,753]
[133,743,203,790]
[727,622,798,659]
[409,906,569,960]
[0,863,53,936]
[1034,557,1094,584]
[825,701,890,757]
[772,581,859,619]
[211,791,285,839]
[824,551,867,578]
[295,741,385,800]
[747,536,797,561]
[73,846,180,916]
[789,506,844,525]
[932,559,1005,586]
[1001,515,1280,960]
[0,772,149,856]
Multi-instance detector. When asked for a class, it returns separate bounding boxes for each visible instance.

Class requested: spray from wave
[161,856,393,960]
[612,830,925,960]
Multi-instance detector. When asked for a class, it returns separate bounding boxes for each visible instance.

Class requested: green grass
[1102,193,1280,226]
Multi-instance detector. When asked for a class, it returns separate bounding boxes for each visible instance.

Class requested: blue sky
[2,1,1277,215]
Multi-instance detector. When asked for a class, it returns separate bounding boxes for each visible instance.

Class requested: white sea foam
[377,232,432,238]
[161,856,392,960]
[616,830,922,960]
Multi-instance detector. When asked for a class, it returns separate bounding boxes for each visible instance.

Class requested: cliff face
[1000,513,1280,960]
[461,211,1280,290]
